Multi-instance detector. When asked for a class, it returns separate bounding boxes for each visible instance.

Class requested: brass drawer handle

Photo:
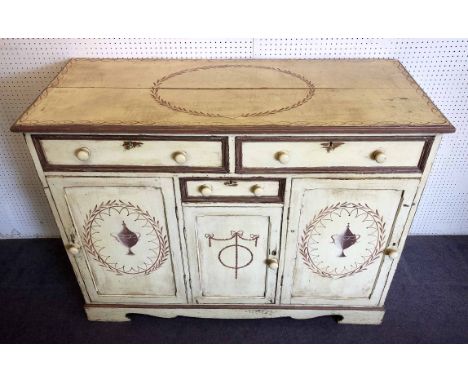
[321,141,344,152]
[224,180,239,187]
[122,141,143,150]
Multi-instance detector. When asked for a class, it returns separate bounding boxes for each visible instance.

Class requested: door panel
[282,178,419,306]
[48,176,187,304]
[184,206,282,304]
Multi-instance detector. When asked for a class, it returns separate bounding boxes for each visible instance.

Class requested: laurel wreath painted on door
[298,202,387,279]
[82,200,170,275]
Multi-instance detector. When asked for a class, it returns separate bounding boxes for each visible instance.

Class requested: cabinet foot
[84,304,385,324]
[85,307,131,322]
[336,310,385,325]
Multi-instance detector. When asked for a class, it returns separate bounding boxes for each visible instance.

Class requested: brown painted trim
[418,136,434,172]
[180,177,286,203]
[32,134,229,173]
[84,303,384,312]
[235,136,434,174]
[12,123,455,134]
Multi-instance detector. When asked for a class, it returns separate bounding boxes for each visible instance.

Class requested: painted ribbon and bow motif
[205,231,259,279]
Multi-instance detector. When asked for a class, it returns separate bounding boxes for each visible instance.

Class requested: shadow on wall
[0,62,68,238]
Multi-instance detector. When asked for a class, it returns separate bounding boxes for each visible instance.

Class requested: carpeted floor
[0,236,466,343]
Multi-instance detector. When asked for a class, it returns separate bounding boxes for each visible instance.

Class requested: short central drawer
[180,178,286,203]
[33,135,228,173]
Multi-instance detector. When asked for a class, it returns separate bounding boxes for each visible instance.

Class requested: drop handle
[199,185,213,197]
[173,151,187,164]
[67,244,80,255]
[75,147,90,161]
[385,248,399,260]
[275,151,290,164]
[266,257,279,270]
[251,185,264,197]
[372,150,387,164]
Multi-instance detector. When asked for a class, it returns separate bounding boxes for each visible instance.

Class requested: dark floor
[0,236,467,343]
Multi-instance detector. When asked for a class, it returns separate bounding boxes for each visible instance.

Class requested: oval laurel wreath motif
[82,200,170,276]
[151,64,315,118]
[299,202,386,279]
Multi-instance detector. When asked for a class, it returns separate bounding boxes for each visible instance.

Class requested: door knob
[372,150,387,164]
[276,151,290,164]
[173,151,187,164]
[266,257,279,270]
[385,248,398,259]
[68,244,80,255]
[75,147,90,161]
[251,185,264,197]
[199,185,213,196]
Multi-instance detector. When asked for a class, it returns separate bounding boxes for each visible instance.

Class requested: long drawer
[236,137,433,173]
[33,135,229,172]
[180,178,286,203]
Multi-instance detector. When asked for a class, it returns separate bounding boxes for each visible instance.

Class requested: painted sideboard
[11,59,454,324]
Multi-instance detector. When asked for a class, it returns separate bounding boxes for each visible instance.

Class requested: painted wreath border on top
[82,200,170,276]
[151,64,315,118]
[299,202,387,279]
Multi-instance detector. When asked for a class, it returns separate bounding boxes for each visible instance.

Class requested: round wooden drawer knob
[372,150,387,164]
[266,257,279,270]
[385,248,399,259]
[173,151,187,164]
[199,185,213,197]
[68,245,80,255]
[75,147,90,161]
[276,151,290,164]
[251,185,264,197]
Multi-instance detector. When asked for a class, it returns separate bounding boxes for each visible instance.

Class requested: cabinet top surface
[12,59,454,134]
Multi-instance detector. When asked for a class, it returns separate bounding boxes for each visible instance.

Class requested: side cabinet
[282,178,419,306]
[183,206,283,304]
[48,176,187,304]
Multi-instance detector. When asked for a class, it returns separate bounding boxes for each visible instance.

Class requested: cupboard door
[282,178,419,306]
[48,176,187,304]
[183,206,282,304]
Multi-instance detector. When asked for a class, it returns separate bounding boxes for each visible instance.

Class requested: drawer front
[181,178,285,203]
[236,137,432,173]
[33,135,228,172]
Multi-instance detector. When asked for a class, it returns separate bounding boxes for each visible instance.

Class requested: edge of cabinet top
[11,58,455,134]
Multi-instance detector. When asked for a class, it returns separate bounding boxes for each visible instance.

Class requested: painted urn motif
[331,223,360,258]
[111,221,141,255]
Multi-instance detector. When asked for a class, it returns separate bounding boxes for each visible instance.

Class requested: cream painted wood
[13,59,453,324]
[18,87,447,129]
[14,59,451,130]
[185,179,280,198]
[85,305,385,324]
[47,176,187,304]
[48,59,418,90]
[378,135,443,305]
[281,178,419,306]
[241,140,426,169]
[39,138,224,168]
[183,205,282,304]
